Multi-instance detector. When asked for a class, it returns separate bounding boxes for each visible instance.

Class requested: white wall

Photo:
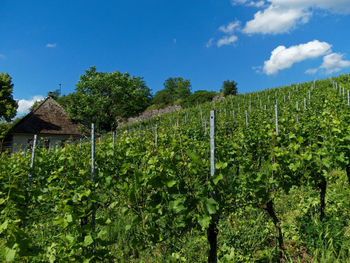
[11,134,81,152]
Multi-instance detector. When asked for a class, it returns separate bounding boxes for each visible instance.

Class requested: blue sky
[1,0,350,114]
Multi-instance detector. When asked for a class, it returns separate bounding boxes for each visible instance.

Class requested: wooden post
[245,110,248,127]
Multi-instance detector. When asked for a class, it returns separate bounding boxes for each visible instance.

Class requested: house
[2,96,85,152]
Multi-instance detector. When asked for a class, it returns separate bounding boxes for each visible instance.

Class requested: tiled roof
[9,97,84,135]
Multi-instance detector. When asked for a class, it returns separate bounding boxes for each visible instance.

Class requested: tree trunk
[207,217,218,263]
[319,177,327,221]
[346,165,350,185]
[265,200,285,262]
[81,216,88,253]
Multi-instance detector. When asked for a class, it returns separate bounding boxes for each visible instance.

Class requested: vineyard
[2,74,350,262]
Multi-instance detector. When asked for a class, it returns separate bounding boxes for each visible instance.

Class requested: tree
[0,73,17,122]
[152,90,173,108]
[180,90,217,108]
[221,80,237,97]
[65,66,152,132]
[0,116,23,150]
[164,77,191,101]
[151,77,191,108]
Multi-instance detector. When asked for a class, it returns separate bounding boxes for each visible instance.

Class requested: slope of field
[2,74,350,262]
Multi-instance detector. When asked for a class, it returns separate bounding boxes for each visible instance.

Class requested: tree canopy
[65,67,152,131]
[163,77,191,101]
[180,90,217,108]
[0,73,17,122]
[221,80,238,97]
[152,77,191,108]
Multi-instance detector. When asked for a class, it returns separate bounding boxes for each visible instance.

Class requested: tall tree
[0,73,18,122]
[221,80,237,97]
[152,77,191,108]
[66,66,152,132]
[163,77,191,101]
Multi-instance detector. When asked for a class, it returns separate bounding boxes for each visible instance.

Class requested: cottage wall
[10,134,81,152]
[2,97,86,153]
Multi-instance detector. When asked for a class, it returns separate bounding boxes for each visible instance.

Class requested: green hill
[2,74,350,262]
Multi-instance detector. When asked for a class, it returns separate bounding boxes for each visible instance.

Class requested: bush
[221,80,237,97]
[180,90,217,108]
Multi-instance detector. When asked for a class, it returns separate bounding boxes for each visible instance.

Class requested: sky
[1,0,350,115]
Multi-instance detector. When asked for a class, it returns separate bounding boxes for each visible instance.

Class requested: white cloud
[215,21,240,48]
[231,0,266,7]
[238,0,350,35]
[231,0,247,4]
[46,43,57,48]
[320,53,350,74]
[16,95,44,115]
[305,68,318,75]
[263,40,332,75]
[206,38,215,48]
[305,52,350,75]
[217,35,238,47]
[268,0,350,14]
[243,5,310,34]
[254,1,265,8]
[219,21,240,34]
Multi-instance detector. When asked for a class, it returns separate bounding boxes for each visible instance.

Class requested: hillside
[2,74,350,262]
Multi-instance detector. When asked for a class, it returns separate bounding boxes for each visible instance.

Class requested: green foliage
[0,117,23,150]
[0,73,17,122]
[221,80,237,97]
[152,77,191,108]
[2,74,350,261]
[0,122,11,147]
[164,77,191,101]
[65,66,152,132]
[152,89,173,108]
[180,90,217,108]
